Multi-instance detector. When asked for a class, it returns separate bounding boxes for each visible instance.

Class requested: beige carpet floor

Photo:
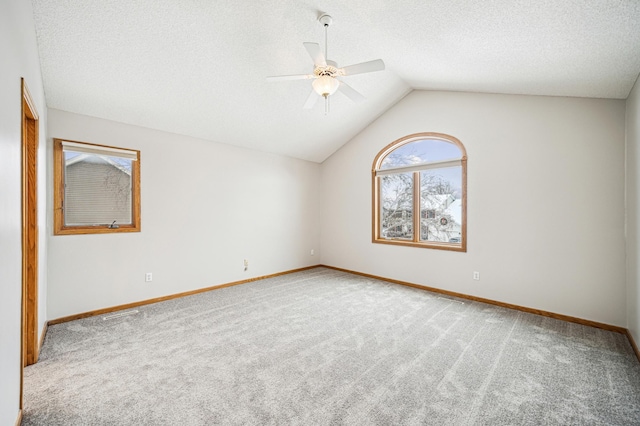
[23,267,640,425]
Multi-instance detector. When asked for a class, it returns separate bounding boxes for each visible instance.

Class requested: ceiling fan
[267,14,385,113]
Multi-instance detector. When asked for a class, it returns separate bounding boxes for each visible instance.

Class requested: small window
[53,139,141,235]
[372,133,466,251]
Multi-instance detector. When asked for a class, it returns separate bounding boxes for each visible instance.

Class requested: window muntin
[54,139,141,235]
[373,133,466,251]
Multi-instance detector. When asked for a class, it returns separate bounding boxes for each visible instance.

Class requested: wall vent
[103,309,139,320]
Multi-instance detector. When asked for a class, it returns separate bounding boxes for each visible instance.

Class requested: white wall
[320,90,627,326]
[47,109,321,319]
[627,76,640,344]
[0,0,48,424]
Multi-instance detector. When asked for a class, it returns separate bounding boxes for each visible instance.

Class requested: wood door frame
[20,78,39,410]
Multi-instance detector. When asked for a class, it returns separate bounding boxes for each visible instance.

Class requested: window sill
[54,225,140,236]
[372,238,466,252]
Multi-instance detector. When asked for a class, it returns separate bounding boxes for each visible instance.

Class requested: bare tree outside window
[381,172,413,239]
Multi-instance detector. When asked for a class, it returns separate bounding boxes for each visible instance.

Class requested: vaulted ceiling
[31,0,640,163]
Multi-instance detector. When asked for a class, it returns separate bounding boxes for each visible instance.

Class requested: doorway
[21,78,39,371]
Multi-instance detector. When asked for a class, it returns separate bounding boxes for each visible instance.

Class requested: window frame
[372,132,467,252]
[53,138,141,235]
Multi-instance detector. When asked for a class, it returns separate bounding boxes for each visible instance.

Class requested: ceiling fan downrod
[320,14,333,114]
[319,14,332,60]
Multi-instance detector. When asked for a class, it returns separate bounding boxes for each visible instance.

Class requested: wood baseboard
[320,265,628,334]
[626,330,640,363]
[48,265,320,325]
[15,409,22,426]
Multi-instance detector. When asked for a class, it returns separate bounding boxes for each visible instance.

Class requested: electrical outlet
[310,249,315,256]
[473,271,480,281]
[145,272,153,282]
[243,259,248,271]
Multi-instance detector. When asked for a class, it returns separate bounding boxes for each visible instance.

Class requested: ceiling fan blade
[303,42,327,67]
[303,90,319,109]
[266,74,315,82]
[338,81,366,104]
[340,59,385,76]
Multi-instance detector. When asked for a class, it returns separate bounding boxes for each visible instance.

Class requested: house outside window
[372,133,467,252]
[53,139,141,235]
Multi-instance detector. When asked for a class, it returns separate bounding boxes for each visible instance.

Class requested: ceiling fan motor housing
[314,60,340,78]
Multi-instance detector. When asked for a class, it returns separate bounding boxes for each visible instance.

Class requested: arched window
[372,133,467,251]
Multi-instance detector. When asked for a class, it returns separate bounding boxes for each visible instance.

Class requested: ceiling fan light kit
[267,13,385,114]
[312,75,339,97]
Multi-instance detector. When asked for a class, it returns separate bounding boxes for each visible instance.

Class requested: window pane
[380,138,461,169]
[380,173,413,240]
[420,167,462,244]
[64,152,133,226]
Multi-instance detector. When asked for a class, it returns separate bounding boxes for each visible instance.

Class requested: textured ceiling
[31,0,640,163]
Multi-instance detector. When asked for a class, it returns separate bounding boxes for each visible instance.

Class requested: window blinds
[375,159,461,176]
[61,140,138,160]
[63,142,134,226]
